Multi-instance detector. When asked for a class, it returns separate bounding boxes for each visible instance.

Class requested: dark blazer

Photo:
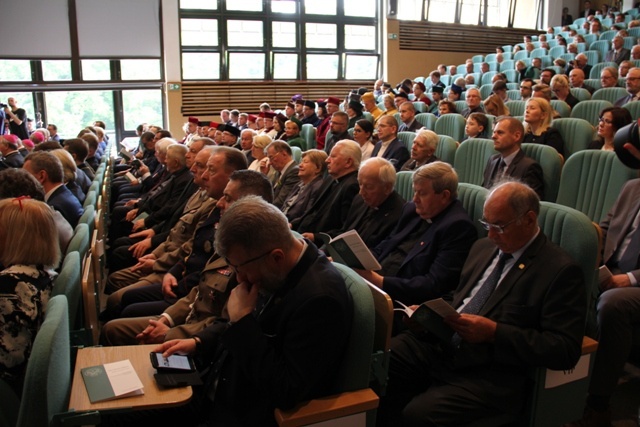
[600,178,640,280]
[47,184,84,228]
[482,150,544,199]
[373,200,477,305]
[0,151,24,169]
[614,93,637,108]
[371,138,410,172]
[283,176,324,223]
[272,163,300,209]
[139,167,194,228]
[524,127,565,157]
[440,234,585,410]
[196,241,352,425]
[294,171,360,239]
[398,120,422,133]
[605,48,630,65]
[337,191,406,249]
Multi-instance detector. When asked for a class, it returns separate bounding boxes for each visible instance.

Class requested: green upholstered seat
[300,123,317,150]
[435,135,458,166]
[434,113,467,143]
[551,117,595,158]
[521,143,563,202]
[453,138,497,186]
[394,171,415,201]
[505,100,526,116]
[570,100,614,127]
[551,100,572,118]
[570,88,592,102]
[397,131,416,152]
[52,251,82,332]
[66,223,90,260]
[591,87,628,104]
[457,183,489,238]
[415,113,437,130]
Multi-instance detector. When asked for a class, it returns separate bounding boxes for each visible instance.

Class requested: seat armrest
[582,336,598,355]
[274,388,379,427]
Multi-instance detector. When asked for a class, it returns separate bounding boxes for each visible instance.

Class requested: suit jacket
[283,175,324,222]
[196,241,353,425]
[139,167,194,228]
[614,93,638,107]
[337,191,406,248]
[47,184,84,229]
[371,138,410,172]
[272,163,300,208]
[600,178,640,280]
[373,200,477,305]
[482,150,544,199]
[0,151,24,169]
[294,171,360,238]
[398,120,422,133]
[605,48,631,65]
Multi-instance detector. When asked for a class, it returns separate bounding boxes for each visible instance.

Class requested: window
[345,55,378,79]
[45,90,114,139]
[0,60,32,82]
[121,59,162,80]
[122,89,163,130]
[42,60,72,81]
[179,0,379,80]
[82,60,111,81]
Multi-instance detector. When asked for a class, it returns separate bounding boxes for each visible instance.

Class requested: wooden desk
[68,344,192,413]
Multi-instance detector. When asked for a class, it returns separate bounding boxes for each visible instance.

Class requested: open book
[81,359,144,403]
[318,230,381,271]
[119,147,134,162]
[395,298,460,342]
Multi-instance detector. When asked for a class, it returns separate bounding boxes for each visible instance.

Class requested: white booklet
[318,229,381,271]
[81,359,144,403]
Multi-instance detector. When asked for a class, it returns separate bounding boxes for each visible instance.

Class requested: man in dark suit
[567,178,640,426]
[398,102,422,133]
[379,181,586,426]
[358,161,477,306]
[265,140,299,208]
[372,115,410,172]
[23,151,84,228]
[323,111,352,154]
[582,1,596,17]
[614,67,640,107]
[0,135,24,169]
[154,197,353,426]
[337,157,405,248]
[482,116,544,199]
[295,140,361,242]
[604,36,631,65]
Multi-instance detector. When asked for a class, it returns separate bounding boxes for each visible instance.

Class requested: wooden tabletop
[68,344,192,413]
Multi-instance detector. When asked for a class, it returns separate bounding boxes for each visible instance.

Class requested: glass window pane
[486,0,508,27]
[345,55,378,79]
[82,60,111,80]
[274,53,298,79]
[180,0,217,9]
[304,0,336,15]
[427,0,455,23]
[459,0,481,25]
[44,90,114,139]
[41,60,72,81]
[122,89,163,130]
[397,0,423,20]
[0,60,31,81]
[228,20,263,47]
[307,54,338,79]
[271,0,296,13]
[181,18,218,46]
[344,0,376,17]
[226,0,262,11]
[182,52,220,79]
[513,1,537,29]
[306,23,337,49]
[121,59,161,80]
[272,22,297,48]
[344,25,376,50]
[229,53,264,79]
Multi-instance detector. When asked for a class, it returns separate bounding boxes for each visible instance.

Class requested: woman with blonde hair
[483,94,510,117]
[249,134,277,181]
[0,197,60,396]
[523,97,565,156]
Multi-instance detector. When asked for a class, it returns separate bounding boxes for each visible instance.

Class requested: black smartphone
[150,352,196,372]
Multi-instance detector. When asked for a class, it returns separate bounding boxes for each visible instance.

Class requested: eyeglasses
[478,216,520,234]
[267,151,281,161]
[599,117,614,125]
[225,249,273,273]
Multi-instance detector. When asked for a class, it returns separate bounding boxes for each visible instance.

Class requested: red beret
[248,114,258,122]
[188,116,199,124]
[259,111,276,119]
[209,122,219,129]
[326,97,341,105]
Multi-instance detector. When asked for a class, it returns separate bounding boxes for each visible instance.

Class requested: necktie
[452,252,512,346]
[491,159,507,185]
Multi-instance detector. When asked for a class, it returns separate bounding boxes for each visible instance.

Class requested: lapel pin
[518,263,525,270]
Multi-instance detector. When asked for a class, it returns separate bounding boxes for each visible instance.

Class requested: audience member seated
[324,111,352,155]
[0,197,60,397]
[619,60,633,79]
[361,92,383,124]
[372,116,411,171]
[401,129,439,171]
[412,82,431,107]
[282,149,327,224]
[567,53,592,80]
[567,177,640,427]
[437,100,457,117]
[353,119,376,161]
[429,87,445,114]
[605,36,631,65]
[50,148,88,205]
[520,78,534,101]
[263,140,299,208]
[0,135,24,169]
[482,116,544,199]
[600,66,620,89]
[22,151,84,228]
[357,162,476,307]
[100,170,273,346]
[588,107,632,151]
[239,129,256,165]
[551,74,579,110]
[248,134,275,180]
[614,67,640,106]
[463,112,489,141]
[334,157,405,248]
[525,58,542,80]
[570,68,596,95]
[461,88,484,118]
[483,93,510,117]
[378,181,585,426]
[523,97,565,156]
[64,138,95,181]
[398,102,422,132]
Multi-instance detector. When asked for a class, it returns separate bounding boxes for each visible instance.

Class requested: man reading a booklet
[357,162,477,306]
[378,181,586,426]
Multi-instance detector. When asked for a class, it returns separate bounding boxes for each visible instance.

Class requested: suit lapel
[610,197,640,257]
[451,246,498,309]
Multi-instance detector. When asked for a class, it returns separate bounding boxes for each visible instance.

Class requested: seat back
[591,87,628,104]
[479,84,493,99]
[435,135,458,166]
[457,183,489,238]
[570,87,592,102]
[52,251,82,331]
[81,255,100,345]
[481,71,497,86]
[583,49,600,66]
[78,204,95,236]
[503,69,519,83]
[623,100,640,120]
[454,100,467,114]
[300,124,317,150]
[397,132,416,152]
[17,295,70,427]
[434,113,466,142]
[588,41,611,62]
[550,100,572,118]
[556,150,637,223]
[83,190,97,209]
[415,113,437,130]
[520,143,563,202]
[331,263,375,392]
[66,223,90,260]
[365,281,393,394]
[570,100,614,127]
[453,138,497,186]
[550,118,593,159]
[584,78,602,90]
[393,113,402,127]
[394,171,415,201]
[290,146,302,163]
[549,45,566,59]
[505,100,525,116]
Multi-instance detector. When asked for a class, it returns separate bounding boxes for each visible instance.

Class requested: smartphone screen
[153,353,194,371]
